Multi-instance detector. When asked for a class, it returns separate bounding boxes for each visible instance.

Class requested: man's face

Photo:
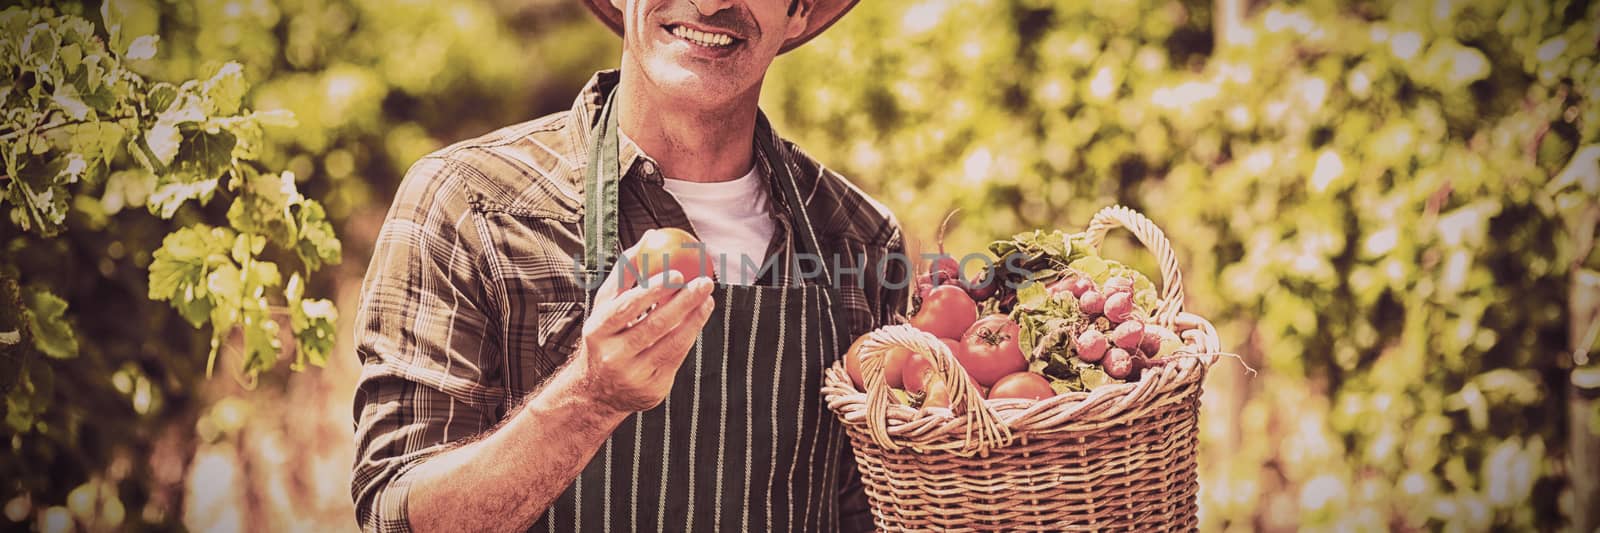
[612,0,808,106]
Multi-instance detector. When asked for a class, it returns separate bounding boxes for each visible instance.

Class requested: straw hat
[582,0,858,53]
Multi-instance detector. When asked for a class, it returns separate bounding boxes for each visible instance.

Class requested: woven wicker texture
[823,205,1222,531]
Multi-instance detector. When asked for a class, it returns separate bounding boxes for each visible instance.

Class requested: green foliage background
[2,0,1597,530]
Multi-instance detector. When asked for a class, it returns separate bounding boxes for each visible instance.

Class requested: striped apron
[532,92,852,532]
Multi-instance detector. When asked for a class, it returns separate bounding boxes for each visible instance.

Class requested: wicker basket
[823,206,1222,531]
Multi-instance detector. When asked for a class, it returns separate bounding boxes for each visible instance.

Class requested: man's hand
[578,236,717,414]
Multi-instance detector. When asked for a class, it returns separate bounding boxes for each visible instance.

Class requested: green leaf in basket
[1078,366,1116,389]
[1016,280,1049,309]
[1028,358,1049,374]
[1045,351,1075,377]
[1068,256,1108,280]
[1131,274,1156,294]
[889,388,913,406]
[1050,377,1085,394]
[1015,313,1038,359]
[1134,288,1159,314]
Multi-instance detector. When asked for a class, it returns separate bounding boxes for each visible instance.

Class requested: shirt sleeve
[837,219,908,533]
[350,156,508,533]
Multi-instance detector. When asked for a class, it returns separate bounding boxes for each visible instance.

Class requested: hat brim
[582,0,857,54]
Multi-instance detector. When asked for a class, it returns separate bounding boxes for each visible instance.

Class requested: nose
[688,0,735,17]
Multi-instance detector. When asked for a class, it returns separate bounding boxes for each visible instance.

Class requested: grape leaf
[240,314,282,376]
[146,82,178,116]
[22,285,76,359]
[124,35,157,61]
[291,297,336,370]
[147,175,218,218]
[51,85,90,121]
[6,156,72,236]
[142,122,180,168]
[293,199,342,270]
[226,169,297,244]
[203,62,247,116]
[148,225,234,327]
[5,357,54,433]
[172,125,236,182]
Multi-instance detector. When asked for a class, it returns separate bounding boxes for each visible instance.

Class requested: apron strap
[754,113,834,287]
[580,91,835,289]
[582,90,623,287]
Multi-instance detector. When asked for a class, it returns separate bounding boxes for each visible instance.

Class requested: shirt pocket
[509,301,586,395]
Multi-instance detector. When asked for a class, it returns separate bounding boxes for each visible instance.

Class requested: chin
[638,57,752,107]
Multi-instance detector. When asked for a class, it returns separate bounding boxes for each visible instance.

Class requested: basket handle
[1083,205,1185,328]
[857,324,1012,455]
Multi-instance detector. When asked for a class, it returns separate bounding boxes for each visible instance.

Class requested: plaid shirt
[351,70,908,532]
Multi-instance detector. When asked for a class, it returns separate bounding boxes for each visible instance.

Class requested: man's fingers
[620,276,714,348]
[587,270,682,337]
[635,292,717,368]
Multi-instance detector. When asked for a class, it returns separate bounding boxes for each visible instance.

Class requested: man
[351,0,906,531]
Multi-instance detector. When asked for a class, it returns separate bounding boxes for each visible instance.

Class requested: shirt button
[639,160,658,176]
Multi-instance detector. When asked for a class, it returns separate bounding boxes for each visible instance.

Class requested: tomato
[845,335,914,391]
[910,285,980,339]
[958,315,1028,387]
[901,350,935,394]
[621,228,714,289]
[882,347,912,389]
[921,378,952,409]
[988,372,1055,401]
[843,334,870,389]
[902,338,962,394]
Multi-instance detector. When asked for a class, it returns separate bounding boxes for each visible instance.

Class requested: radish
[1111,320,1144,350]
[1103,292,1135,323]
[1140,325,1176,355]
[1103,276,1134,294]
[1076,329,1109,362]
[1068,277,1095,297]
[929,210,962,285]
[1104,348,1134,379]
[1079,290,1105,315]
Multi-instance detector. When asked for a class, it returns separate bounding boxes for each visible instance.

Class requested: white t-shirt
[660,166,776,285]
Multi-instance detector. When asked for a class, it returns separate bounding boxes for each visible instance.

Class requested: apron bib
[533,91,852,532]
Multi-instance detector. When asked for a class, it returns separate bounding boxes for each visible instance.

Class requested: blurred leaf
[21,286,74,359]
[124,35,157,61]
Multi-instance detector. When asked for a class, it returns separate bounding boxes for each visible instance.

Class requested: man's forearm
[402,363,630,533]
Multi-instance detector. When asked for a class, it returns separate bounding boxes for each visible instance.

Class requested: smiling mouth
[665,24,741,48]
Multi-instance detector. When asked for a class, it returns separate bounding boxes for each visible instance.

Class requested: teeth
[672,25,733,47]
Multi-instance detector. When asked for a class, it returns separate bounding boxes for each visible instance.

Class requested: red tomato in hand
[958,315,1028,387]
[910,285,979,339]
[622,228,714,289]
[988,372,1055,401]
